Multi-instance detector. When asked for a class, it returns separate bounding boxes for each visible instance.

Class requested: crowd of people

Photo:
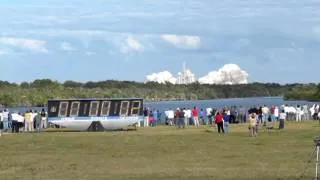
[0,109,48,136]
[140,104,320,136]
[1,103,319,137]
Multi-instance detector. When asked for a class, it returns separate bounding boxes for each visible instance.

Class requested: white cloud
[161,34,201,48]
[0,37,48,53]
[314,25,320,39]
[0,49,10,56]
[120,36,144,54]
[85,51,96,56]
[198,64,249,85]
[146,71,177,84]
[60,42,76,51]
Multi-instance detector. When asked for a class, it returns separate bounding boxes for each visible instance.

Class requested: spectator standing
[192,106,200,128]
[0,111,3,136]
[215,112,224,134]
[200,109,206,125]
[40,109,47,129]
[153,110,158,126]
[248,113,257,137]
[279,110,286,129]
[167,109,174,126]
[274,106,279,121]
[143,108,149,127]
[35,112,42,133]
[206,108,213,125]
[223,112,230,133]
[2,109,9,131]
[11,112,19,133]
[296,105,302,122]
[261,105,269,126]
[24,111,32,132]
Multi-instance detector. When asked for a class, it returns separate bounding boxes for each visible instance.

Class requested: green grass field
[0,122,319,180]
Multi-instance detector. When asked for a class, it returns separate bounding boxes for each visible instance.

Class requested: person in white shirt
[274,106,279,121]
[30,111,37,132]
[206,108,213,125]
[2,109,9,131]
[11,112,19,133]
[261,105,269,124]
[183,108,188,126]
[310,104,316,120]
[186,108,192,126]
[279,110,286,129]
[11,112,25,133]
[302,105,309,120]
[166,109,174,126]
[296,105,302,122]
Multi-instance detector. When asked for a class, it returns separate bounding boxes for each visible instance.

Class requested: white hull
[49,117,142,131]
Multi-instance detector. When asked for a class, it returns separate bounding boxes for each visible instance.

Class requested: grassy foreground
[0,122,320,180]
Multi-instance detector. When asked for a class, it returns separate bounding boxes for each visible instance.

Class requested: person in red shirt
[215,112,224,134]
[192,106,200,128]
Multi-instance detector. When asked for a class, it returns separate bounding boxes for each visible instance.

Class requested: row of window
[55,101,141,117]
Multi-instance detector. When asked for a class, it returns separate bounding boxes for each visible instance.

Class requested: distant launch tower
[177,62,196,84]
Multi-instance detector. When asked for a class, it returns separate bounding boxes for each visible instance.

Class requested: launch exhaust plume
[146,64,248,85]
[198,64,249,85]
[146,71,177,84]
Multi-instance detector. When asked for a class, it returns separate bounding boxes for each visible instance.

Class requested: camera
[314,136,320,146]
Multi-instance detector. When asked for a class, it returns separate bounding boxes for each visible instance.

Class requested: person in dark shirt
[34,112,42,133]
[40,108,47,129]
[178,108,185,129]
[143,108,149,127]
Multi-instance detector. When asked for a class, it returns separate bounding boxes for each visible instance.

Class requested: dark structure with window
[48,98,143,118]
[47,98,143,131]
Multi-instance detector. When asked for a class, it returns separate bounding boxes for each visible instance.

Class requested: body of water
[144,96,319,112]
[3,96,318,113]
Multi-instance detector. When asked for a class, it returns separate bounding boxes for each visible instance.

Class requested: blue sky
[0,0,320,83]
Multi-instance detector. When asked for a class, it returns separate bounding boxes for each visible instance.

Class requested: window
[131,101,141,116]
[83,103,88,115]
[70,101,80,117]
[100,101,111,116]
[58,102,69,117]
[89,101,100,116]
[50,106,57,113]
[120,101,130,116]
[113,102,119,115]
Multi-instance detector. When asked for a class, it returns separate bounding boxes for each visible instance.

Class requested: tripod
[316,146,320,180]
[300,139,320,180]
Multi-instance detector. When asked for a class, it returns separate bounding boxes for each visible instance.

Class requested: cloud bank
[146,64,249,85]
[161,34,201,48]
[0,37,48,53]
[60,42,76,51]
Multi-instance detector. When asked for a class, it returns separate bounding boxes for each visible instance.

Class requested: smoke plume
[146,71,177,84]
[198,64,248,85]
[146,64,249,85]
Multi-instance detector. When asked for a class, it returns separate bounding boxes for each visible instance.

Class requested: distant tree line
[0,79,318,107]
[283,83,320,101]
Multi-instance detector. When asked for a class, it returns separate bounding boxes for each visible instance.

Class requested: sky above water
[0,0,320,83]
